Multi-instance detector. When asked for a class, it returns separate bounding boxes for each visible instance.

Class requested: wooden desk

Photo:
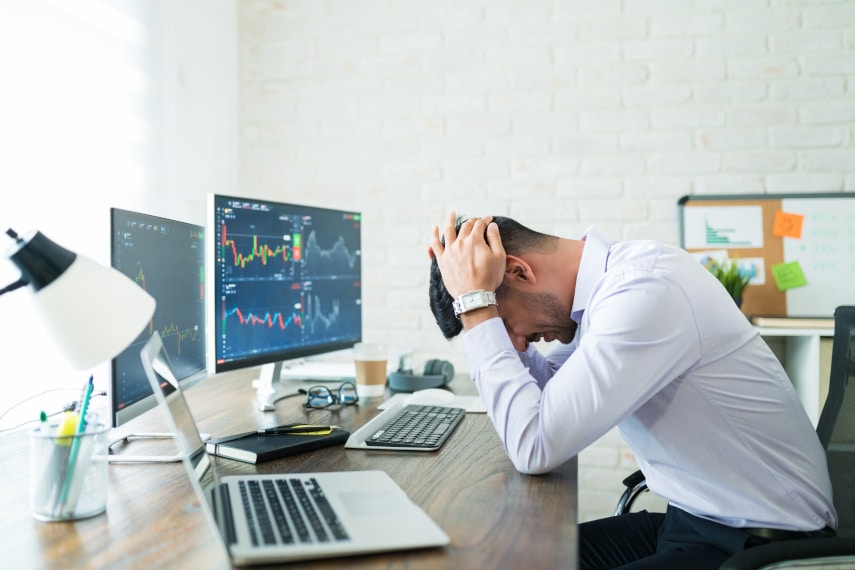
[0,370,577,569]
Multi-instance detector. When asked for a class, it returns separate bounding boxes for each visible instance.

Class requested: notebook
[206,427,351,464]
[140,331,449,565]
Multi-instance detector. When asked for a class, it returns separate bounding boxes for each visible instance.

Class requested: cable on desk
[0,390,107,434]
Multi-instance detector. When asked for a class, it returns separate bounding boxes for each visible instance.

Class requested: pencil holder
[29,421,109,522]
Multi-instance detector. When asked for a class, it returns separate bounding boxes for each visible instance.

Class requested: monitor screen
[110,208,207,428]
[207,195,362,374]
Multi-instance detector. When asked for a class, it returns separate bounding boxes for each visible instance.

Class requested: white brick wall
[238,0,855,524]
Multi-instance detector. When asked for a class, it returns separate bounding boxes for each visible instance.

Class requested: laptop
[140,331,449,565]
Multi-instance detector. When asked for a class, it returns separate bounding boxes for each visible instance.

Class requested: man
[427,212,836,569]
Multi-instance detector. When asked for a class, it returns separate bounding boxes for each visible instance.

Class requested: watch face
[454,290,496,316]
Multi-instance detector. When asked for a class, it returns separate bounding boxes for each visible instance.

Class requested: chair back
[816,306,855,538]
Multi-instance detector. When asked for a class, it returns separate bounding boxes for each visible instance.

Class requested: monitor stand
[253,361,302,412]
[106,432,211,463]
[252,360,355,411]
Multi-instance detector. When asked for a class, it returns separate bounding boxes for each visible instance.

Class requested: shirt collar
[570,227,613,323]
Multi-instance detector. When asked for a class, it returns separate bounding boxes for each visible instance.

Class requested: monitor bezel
[205,194,362,375]
[109,207,208,429]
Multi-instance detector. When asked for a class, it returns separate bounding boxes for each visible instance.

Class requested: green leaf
[707,259,751,299]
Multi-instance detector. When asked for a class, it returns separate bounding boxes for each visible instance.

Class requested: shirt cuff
[460,317,517,376]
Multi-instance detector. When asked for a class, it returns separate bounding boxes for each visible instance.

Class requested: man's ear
[504,255,536,286]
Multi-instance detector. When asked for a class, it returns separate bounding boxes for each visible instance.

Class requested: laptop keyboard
[365,404,465,449]
[237,477,349,546]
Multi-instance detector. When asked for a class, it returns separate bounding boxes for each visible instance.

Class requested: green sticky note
[771,261,807,291]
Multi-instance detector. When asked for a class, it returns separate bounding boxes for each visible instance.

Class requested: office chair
[615,305,855,569]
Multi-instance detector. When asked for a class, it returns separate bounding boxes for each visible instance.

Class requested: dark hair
[428,216,555,339]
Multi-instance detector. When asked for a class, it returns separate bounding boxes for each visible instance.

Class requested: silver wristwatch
[452,290,497,318]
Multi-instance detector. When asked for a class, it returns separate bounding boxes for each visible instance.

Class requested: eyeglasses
[303,382,359,409]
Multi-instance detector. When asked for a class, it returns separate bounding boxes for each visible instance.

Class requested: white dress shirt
[460,228,836,530]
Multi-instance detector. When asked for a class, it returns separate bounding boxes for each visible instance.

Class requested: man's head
[428,215,564,341]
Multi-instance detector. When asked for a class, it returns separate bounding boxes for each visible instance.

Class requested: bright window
[0,0,170,430]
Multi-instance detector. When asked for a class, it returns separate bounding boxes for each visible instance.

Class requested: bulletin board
[678,193,855,318]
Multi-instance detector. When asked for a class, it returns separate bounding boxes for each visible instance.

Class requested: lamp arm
[2,228,27,294]
[0,278,27,296]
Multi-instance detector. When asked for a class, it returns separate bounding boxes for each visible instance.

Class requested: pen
[211,424,339,445]
[256,424,339,435]
[57,376,94,512]
[41,411,78,513]
[38,411,49,434]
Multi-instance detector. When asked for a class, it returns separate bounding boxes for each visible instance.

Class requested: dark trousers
[579,505,758,570]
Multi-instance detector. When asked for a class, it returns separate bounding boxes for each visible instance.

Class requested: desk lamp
[2,228,156,370]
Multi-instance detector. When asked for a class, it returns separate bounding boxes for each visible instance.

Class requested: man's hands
[428,211,506,301]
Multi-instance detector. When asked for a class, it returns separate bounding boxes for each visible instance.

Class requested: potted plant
[706,259,751,308]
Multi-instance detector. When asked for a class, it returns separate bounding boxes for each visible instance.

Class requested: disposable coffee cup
[30,420,109,522]
[353,342,387,398]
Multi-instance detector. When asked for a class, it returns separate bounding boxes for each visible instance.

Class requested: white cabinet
[755,327,834,426]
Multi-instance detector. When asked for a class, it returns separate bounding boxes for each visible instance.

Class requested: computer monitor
[108,208,207,461]
[207,194,362,410]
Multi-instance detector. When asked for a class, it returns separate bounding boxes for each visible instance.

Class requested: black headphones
[387,359,455,393]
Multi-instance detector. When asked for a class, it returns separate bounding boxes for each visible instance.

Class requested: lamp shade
[6,230,156,370]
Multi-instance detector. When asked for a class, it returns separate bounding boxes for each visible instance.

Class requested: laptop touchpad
[338,491,411,516]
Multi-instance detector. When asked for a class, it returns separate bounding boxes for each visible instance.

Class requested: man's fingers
[456,216,476,239]
[442,210,458,245]
[467,216,490,239]
[432,211,499,258]
[428,225,443,259]
[485,221,503,253]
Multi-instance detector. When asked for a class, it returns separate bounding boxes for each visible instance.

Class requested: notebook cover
[205,428,350,464]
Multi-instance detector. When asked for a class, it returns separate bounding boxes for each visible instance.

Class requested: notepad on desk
[206,428,350,464]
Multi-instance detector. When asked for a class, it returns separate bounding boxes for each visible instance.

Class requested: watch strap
[452,290,497,318]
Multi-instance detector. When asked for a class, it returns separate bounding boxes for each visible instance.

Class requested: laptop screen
[140,331,237,563]
[140,331,210,479]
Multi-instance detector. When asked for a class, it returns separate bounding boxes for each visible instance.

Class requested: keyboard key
[238,477,351,547]
[308,478,349,541]
[276,479,310,542]
[365,405,465,450]
[291,479,328,542]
